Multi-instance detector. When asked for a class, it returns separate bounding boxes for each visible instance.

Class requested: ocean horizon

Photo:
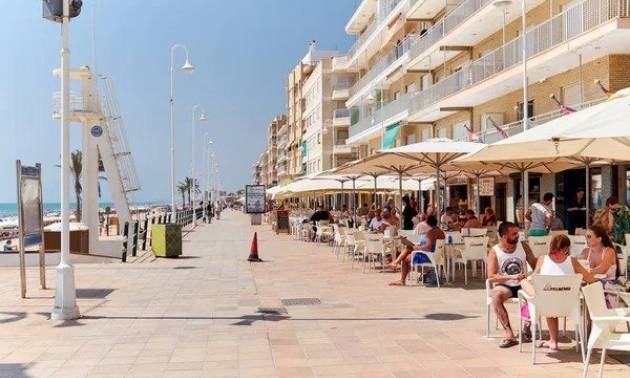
[0,201,166,220]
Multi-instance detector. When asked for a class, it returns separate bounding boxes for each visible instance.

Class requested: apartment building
[301,57,357,176]
[341,0,630,221]
[265,115,287,187]
[285,42,343,179]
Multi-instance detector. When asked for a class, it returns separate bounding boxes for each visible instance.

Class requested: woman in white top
[579,225,618,282]
[522,234,595,352]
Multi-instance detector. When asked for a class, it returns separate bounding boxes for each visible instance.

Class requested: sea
[0,202,162,222]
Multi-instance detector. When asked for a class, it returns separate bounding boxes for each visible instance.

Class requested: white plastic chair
[464,228,488,237]
[527,236,552,258]
[612,233,630,279]
[575,227,587,236]
[350,231,367,269]
[549,230,569,237]
[517,274,584,364]
[569,235,587,258]
[365,236,391,273]
[409,239,445,288]
[486,279,520,338]
[581,282,630,378]
[453,236,489,285]
[315,221,334,246]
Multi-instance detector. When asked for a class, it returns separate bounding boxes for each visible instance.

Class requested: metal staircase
[97,75,141,203]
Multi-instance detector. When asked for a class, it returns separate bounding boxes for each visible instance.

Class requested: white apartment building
[339,0,630,223]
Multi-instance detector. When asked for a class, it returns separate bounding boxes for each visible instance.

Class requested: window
[406,133,416,145]
[393,91,401,100]
[438,128,447,138]
[517,100,535,121]
[405,82,416,94]
[421,128,431,141]
[452,121,469,141]
[421,74,432,91]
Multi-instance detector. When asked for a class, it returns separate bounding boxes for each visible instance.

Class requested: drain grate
[281,298,321,306]
[257,307,288,315]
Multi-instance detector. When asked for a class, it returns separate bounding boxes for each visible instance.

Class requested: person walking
[526,192,554,236]
[401,195,418,230]
[566,187,586,234]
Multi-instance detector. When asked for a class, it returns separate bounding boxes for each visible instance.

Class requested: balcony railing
[347,0,406,60]
[52,91,88,116]
[332,79,355,91]
[349,93,412,138]
[408,0,492,64]
[333,108,350,119]
[349,36,414,99]
[411,0,629,116]
[478,98,607,144]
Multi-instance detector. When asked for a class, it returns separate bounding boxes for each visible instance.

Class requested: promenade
[0,210,628,377]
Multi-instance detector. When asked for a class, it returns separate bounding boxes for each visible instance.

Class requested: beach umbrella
[331,153,426,211]
[456,88,630,225]
[383,138,486,221]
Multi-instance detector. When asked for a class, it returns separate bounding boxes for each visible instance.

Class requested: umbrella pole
[585,163,590,228]
[341,181,345,211]
[435,165,441,223]
[521,170,526,228]
[398,171,403,214]
[352,178,357,228]
[418,178,423,213]
[475,173,481,217]
[373,176,378,209]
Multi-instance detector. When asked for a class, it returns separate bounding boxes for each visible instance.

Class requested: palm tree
[70,151,83,218]
[58,150,107,220]
[177,180,189,209]
[184,177,195,207]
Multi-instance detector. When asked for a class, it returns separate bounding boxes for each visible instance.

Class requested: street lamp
[169,43,194,215]
[191,105,207,226]
[49,0,80,321]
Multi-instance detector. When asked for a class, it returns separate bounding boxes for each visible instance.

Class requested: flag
[549,94,576,115]
[487,116,508,139]
[463,123,478,142]
[594,79,612,99]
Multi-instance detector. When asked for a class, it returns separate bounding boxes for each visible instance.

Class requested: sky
[0,0,357,203]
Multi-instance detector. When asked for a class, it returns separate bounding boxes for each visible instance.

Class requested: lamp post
[191,105,207,226]
[51,0,79,321]
[169,44,194,215]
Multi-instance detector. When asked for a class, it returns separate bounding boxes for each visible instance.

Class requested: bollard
[122,221,129,262]
[132,221,139,257]
[142,218,149,251]
[149,217,156,248]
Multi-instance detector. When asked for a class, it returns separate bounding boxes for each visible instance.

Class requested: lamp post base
[51,262,80,320]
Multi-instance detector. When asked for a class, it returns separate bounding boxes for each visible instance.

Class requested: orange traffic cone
[248,232,263,262]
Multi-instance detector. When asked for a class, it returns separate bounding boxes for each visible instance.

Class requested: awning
[382,121,401,150]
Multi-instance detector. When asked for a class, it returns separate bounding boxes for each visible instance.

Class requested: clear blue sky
[1,0,357,203]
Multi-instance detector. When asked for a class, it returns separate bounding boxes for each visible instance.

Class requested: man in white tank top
[487,221,537,348]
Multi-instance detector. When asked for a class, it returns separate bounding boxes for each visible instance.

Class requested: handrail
[349,92,413,138]
[347,0,407,60]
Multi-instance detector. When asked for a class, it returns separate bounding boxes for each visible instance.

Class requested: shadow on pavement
[0,364,31,377]
[0,312,27,324]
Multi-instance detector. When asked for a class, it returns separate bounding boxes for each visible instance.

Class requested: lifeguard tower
[52,66,140,257]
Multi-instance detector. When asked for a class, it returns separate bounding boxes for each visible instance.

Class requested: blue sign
[90,125,103,137]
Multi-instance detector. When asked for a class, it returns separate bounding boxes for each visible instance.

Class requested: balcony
[348,92,413,143]
[332,79,355,100]
[409,0,630,123]
[333,144,356,155]
[333,108,351,126]
[406,0,546,72]
[51,91,96,120]
[477,98,606,144]
[347,0,409,64]
[348,36,414,103]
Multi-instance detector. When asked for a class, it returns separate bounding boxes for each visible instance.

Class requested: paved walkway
[0,210,628,377]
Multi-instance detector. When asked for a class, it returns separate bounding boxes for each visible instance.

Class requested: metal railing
[479,98,606,143]
[411,0,629,116]
[99,75,142,194]
[407,0,491,63]
[349,92,412,138]
[51,91,87,114]
[349,36,414,98]
[347,0,406,60]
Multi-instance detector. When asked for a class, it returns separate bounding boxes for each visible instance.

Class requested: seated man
[369,209,383,231]
[3,239,15,252]
[487,221,537,348]
[385,215,444,286]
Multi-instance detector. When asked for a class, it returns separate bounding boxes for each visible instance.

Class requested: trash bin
[43,222,90,254]
[151,223,182,257]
